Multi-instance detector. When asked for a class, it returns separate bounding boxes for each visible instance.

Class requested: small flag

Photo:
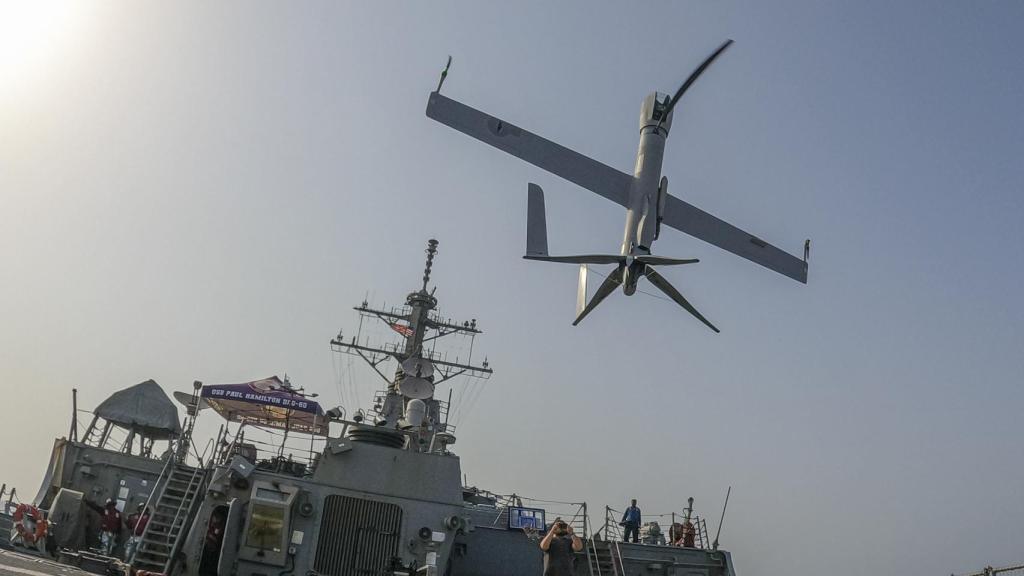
[390,323,414,337]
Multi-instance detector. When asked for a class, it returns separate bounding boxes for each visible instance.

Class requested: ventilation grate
[313,495,403,576]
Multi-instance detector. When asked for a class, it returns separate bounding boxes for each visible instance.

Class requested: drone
[427,42,809,331]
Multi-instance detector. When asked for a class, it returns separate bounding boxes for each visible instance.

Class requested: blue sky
[1,2,1022,575]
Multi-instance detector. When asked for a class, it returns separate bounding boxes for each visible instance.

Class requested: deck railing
[602,505,710,548]
[954,565,1024,576]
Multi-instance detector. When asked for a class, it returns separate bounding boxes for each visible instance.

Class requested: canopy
[201,376,328,436]
[94,379,182,439]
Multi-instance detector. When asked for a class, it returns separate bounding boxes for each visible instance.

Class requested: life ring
[12,503,48,544]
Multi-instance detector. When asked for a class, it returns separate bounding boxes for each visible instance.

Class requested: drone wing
[427,92,632,207]
[661,194,808,283]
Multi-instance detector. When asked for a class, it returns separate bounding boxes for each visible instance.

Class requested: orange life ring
[12,503,48,544]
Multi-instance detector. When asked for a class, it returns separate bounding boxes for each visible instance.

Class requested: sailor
[125,503,150,562]
[539,518,582,576]
[199,508,227,575]
[85,498,123,556]
[619,499,641,543]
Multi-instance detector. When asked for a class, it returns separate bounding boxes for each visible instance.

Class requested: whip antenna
[712,486,731,550]
[436,55,452,93]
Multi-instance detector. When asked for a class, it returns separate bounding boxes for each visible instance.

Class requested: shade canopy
[201,376,328,436]
[94,379,182,439]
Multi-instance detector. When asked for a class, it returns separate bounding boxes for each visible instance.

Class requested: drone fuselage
[620,92,675,295]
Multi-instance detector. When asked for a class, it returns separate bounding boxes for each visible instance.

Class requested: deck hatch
[313,495,403,576]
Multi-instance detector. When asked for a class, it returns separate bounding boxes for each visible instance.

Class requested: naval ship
[2,240,739,576]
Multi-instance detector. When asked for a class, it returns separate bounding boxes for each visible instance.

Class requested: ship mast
[331,239,492,433]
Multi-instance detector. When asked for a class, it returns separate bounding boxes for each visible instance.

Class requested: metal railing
[612,540,626,576]
[132,437,215,572]
[601,506,710,548]
[464,491,588,539]
[219,423,327,476]
[602,506,624,542]
[73,408,177,460]
[954,565,1024,576]
[584,512,602,576]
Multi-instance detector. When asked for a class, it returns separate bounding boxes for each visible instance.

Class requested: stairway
[586,540,622,576]
[131,463,206,574]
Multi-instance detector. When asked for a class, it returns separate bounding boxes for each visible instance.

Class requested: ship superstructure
[330,238,491,449]
[4,239,739,576]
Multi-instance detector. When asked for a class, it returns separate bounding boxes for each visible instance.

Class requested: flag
[390,323,414,337]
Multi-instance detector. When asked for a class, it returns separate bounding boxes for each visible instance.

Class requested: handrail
[189,436,216,467]
[132,438,213,571]
[196,437,215,467]
[138,453,175,521]
[159,451,210,571]
[583,512,602,576]
[165,463,204,537]
[132,453,176,567]
[604,506,623,543]
[604,505,718,549]
[612,540,625,576]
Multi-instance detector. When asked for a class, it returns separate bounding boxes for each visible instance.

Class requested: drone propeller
[571,262,716,332]
[643,265,719,333]
[658,39,734,129]
[573,263,625,326]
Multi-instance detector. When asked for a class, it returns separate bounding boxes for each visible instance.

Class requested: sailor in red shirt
[85,499,123,556]
[125,504,150,562]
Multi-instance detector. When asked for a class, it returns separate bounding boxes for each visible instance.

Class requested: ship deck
[0,549,92,576]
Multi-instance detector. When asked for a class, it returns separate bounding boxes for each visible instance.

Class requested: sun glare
[0,0,85,88]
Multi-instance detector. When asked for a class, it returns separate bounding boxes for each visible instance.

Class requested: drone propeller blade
[643,265,720,333]
[526,254,626,265]
[573,264,624,326]
[660,39,734,127]
[634,255,699,266]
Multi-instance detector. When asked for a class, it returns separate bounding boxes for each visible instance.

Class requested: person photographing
[539,518,583,576]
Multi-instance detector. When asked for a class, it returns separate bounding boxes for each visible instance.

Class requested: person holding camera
[539,518,583,576]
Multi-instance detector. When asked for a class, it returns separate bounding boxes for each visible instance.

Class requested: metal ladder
[586,539,625,576]
[131,461,206,574]
[697,517,710,549]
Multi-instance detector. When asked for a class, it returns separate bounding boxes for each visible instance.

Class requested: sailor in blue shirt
[620,499,641,543]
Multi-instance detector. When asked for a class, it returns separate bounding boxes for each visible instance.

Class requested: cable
[587,266,675,303]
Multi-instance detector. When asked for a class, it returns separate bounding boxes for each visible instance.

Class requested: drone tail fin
[576,264,588,319]
[525,183,626,264]
[526,183,548,258]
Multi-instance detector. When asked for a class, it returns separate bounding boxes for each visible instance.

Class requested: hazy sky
[2,2,1023,575]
